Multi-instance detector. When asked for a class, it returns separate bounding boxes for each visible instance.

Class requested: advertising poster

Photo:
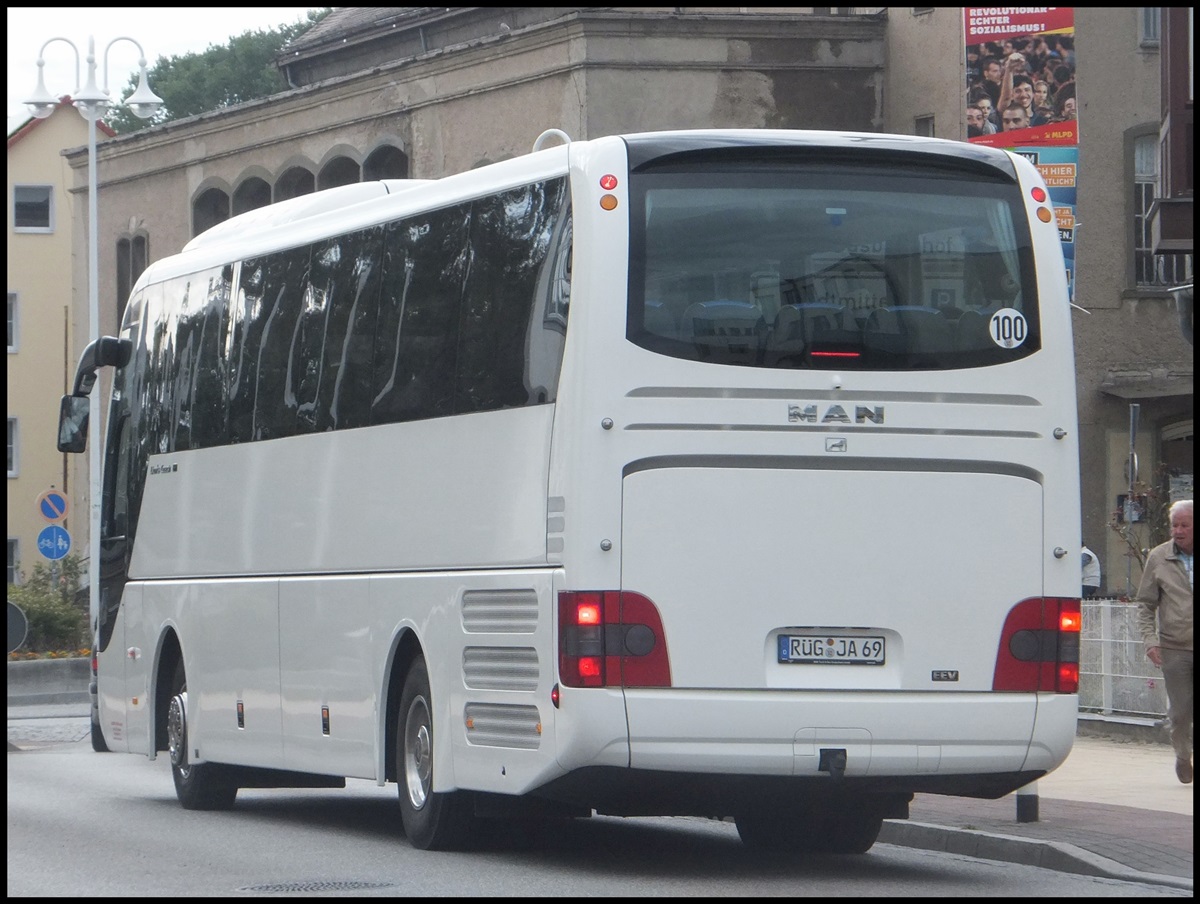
[1013,146,1079,300]
[964,8,1078,300]
[965,8,1077,147]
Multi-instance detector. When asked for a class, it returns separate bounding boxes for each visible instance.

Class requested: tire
[396,656,476,850]
[167,660,237,811]
[736,810,882,855]
[90,709,110,752]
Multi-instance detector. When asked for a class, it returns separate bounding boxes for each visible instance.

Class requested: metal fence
[1079,596,1167,718]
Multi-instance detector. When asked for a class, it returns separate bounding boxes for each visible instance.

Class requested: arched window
[192,187,230,238]
[363,145,409,181]
[276,167,315,202]
[233,177,272,216]
[318,156,361,190]
[116,234,148,326]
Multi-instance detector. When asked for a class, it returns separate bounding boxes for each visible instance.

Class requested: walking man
[1136,499,1194,783]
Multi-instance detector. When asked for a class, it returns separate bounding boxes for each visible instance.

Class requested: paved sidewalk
[880,730,1193,891]
[9,703,1192,890]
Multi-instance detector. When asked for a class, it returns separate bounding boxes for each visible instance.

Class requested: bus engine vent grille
[462,646,540,691]
[463,703,542,749]
[461,589,539,633]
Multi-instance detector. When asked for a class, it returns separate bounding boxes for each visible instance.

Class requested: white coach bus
[59,129,1081,853]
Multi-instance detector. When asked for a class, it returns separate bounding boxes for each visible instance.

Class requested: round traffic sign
[37,524,71,560]
[37,489,69,522]
[8,601,28,654]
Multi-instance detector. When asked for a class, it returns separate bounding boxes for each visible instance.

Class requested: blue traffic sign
[37,489,69,522]
[37,525,71,561]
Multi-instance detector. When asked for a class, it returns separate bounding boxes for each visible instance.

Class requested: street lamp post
[24,36,162,638]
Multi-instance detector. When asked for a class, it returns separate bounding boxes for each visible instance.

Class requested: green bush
[8,555,87,653]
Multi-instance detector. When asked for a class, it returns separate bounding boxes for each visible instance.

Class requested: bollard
[1015,780,1039,822]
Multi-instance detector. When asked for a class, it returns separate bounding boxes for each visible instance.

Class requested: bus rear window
[627,162,1041,370]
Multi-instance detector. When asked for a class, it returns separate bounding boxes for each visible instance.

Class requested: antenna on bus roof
[532,129,572,152]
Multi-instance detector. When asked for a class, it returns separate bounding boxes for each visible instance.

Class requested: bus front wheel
[396,656,476,850]
[167,661,237,811]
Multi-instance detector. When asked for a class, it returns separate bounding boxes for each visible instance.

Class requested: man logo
[789,404,885,425]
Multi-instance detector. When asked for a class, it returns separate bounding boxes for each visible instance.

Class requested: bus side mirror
[71,336,132,396]
[57,395,90,453]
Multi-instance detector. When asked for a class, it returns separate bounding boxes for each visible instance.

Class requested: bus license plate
[778,634,885,665]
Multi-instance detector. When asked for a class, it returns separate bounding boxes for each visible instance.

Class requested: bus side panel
[279,576,377,778]
[97,584,134,753]
[121,583,152,756]
[141,578,284,769]
[128,407,555,581]
[361,569,588,797]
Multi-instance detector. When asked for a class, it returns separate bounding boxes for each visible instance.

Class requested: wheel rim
[167,692,189,775]
[403,694,432,810]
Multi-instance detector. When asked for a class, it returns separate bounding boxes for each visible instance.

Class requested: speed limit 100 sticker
[989,308,1028,349]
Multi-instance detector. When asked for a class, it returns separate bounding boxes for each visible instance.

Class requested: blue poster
[1012,146,1079,304]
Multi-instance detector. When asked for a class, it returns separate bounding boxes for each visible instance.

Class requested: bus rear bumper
[620,688,1073,784]
[531,765,1038,818]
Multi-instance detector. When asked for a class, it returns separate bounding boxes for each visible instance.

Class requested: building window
[1139,8,1160,48]
[7,293,16,352]
[1134,134,1192,287]
[7,418,16,477]
[7,539,17,586]
[116,236,148,326]
[318,156,361,190]
[13,185,53,232]
[193,187,230,238]
[232,177,272,216]
[275,166,316,202]
[364,145,409,181]
[914,115,935,137]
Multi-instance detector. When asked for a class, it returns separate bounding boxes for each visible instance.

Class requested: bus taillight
[558,590,672,689]
[993,597,1080,693]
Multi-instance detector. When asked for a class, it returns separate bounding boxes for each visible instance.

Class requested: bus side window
[228,262,265,444]
[295,227,384,433]
[177,268,229,450]
[459,179,567,412]
[326,227,385,431]
[372,205,469,425]
[252,245,312,441]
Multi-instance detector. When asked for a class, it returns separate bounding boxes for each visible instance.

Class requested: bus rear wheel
[396,656,476,850]
[167,661,237,811]
[735,809,882,855]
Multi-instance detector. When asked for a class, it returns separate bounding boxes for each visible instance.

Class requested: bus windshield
[628,159,1041,369]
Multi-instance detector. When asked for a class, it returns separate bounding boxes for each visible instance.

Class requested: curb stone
[879,820,1193,891]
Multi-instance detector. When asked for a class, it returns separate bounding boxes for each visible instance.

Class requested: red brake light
[1058,662,1079,691]
[576,603,601,625]
[558,590,671,689]
[1031,186,1047,202]
[993,597,1080,693]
